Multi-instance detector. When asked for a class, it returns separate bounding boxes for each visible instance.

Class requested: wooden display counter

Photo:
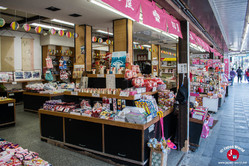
[39,107,174,166]
[23,92,64,112]
[0,90,24,104]
[189,117,205,150]
[0,99,15,127]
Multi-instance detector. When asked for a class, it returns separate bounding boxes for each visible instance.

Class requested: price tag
[152,87,157,92]
[148,124,155,133]
[12,82,17,85]
[147,115,153,123]
[71,91,78,96]
[119,91,129,97]
[9,93,14,96]
[92,93,100,97]
[134,94,141,100]
[8,103,14,107]
[97,74,104,78]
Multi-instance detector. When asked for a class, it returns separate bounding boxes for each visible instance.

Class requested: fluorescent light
[30,23,66,31]
[162,32,178,40]
[51,19,74,26]
[133,42,140,44]
[240,24,249,52]
[142,45,151,48]
[138,22,161,33]
[96,30,113,35]
[90,0,135,21]
[0,6,7,10]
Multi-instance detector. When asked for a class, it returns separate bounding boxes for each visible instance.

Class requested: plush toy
[132,78,141,88]
[132,71,138,78]
[125,69,132,80]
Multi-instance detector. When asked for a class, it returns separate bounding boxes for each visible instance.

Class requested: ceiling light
[162,32,178,40]
[138,22,161,33]
[0,6,7,10]
[30,23,66,31]
[133,42,140,44]
[96,30,113,35]
[51,19,74,26]
[142,45,151,48]
[90,0,135,21]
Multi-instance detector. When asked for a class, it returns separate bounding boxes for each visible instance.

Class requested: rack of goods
[160,58,176,89]
[0,97,15,127]
[42,45,75,82]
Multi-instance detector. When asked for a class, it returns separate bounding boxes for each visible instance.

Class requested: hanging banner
[141,0,167,31]
[166,14,183,38]
[189,31,197,45]
[102,0,141,22]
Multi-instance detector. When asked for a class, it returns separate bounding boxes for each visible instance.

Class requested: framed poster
[111,51,126,68]
[14,71,24,81]
[32,70,41,80]
[24,71,32,79]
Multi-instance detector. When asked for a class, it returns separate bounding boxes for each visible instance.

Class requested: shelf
[0,98,16,105]
[161,66,176,68]
[1,79,45,84]
[23,91,64,97]
[162,73,174,74]
[87,74,125,78]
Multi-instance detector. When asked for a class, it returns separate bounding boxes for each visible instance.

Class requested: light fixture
[30,23,66,31]
[133,42,140,44]
[162,32,178,40]
[138,22,161,33]
[142,45,151,48]
[240,24,249,52]
[96,30,113,35]
[51,19,74,26]
[90,0,135,21]
[0,6,7,10]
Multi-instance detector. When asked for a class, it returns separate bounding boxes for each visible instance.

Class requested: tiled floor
[180,83,249,166]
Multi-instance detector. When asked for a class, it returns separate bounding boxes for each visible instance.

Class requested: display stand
[189,118,204,149]
[39,107,174,166]
[0,90,24,105]
[23,92,64,112]
[0,99,15,127]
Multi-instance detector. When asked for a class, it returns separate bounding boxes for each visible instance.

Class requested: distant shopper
[230,68,236,86]
[236,67,243,83]
[246,69,249,83]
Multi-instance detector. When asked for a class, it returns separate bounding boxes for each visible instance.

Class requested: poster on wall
[24,71,32,79]
[14,71,24,81]
[0,72,13,82]
[32,70,41,80]
[1,36,15,71]
[21,38,34,71]
[111,51,127,69]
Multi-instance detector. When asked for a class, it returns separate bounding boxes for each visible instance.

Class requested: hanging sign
[166,14,182,38]
[189,31,197,45]
[141,0,167,31]
[102,0,141,22]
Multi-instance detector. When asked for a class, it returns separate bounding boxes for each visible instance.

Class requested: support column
[151,44,160,76]
[113,19,133,65]
[75,24,92,71]
[178,21,190,152]
[209,46,214,59]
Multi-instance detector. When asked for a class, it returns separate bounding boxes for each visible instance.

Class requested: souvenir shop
[0,0,229,165]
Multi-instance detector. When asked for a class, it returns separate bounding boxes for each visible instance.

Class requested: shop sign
[141,0,167,31]
[178,63,187,73]
[189,31,197,45]
[162,58,176,61]
[102,0,141,22]
[166,14,183,38]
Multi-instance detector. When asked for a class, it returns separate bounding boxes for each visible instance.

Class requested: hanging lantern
[0,18,5,27]
[74,33,79,39]
[10,22,19,30]
[106,39,112,45]
[35,26,43,33]
[98,38,103,43]
[49,28,56,35]
[58,30,64,37]
[66,32,72,38]
[92,36,97,42]
[23,23,31,32]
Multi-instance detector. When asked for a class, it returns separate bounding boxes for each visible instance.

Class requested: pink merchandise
[201,122,210,139]
[46,57,53,69]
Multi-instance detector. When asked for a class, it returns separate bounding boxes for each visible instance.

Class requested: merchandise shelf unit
[0,99,16,127]
[39,107,174,166]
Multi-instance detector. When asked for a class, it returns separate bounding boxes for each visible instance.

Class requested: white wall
[40,34,74,47]
[0,30,41,71]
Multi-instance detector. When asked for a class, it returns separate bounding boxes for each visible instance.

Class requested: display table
[189,117,204,149]
[0,90,24,104]
[39,107,174,166]
[0,99,15,127]
[23,92,64,112]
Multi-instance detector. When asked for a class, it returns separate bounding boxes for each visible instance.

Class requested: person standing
[236,67,243,83]
[246,69,249,83]
[230,68,236,86]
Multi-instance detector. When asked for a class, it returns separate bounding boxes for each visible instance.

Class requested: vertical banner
[166,14,183,38]
[1,36,15,71]
[224,58,229,76]
[141,0,167,31]
[102,0,141,22]
[22,38,34,71]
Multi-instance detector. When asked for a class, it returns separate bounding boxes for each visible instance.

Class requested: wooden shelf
[1,79,44,84]
[87,74,125,78]
[0,98,16,105]
[39,107,172,130]
[190,118,204,125]
[161,66,176,68]
[64,90,158,100]
[23,91,64,97]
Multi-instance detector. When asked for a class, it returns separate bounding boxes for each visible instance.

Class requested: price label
[71,91,78,96]
[8,103,14,107]
[92,93,100,97]
[152,87,157,92]
[147,115,153,123]
[119,91,129,97]
[148,124,155,133]
[12,82,17,85]
[9,93,14,96]
[97,74,104,78]
[134,94,141,100]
